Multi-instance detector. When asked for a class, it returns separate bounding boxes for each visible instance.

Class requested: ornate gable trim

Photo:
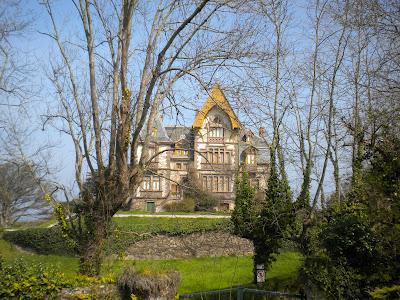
[192,84,240,129]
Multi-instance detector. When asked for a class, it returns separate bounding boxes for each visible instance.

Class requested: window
[176,162,182,170]
[245,149,256,165]
[142,176,151,191]
[205,148,231,164]
[141,175,161,191]
[202,176,207,189]
[173,149,188,156]
[171,183,179,196]
[201,175,231,192]
[209,127,224,138]
[152,176,160,190]
[246,153,256,164]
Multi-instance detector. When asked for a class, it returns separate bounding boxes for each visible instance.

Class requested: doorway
[146,201,156,213]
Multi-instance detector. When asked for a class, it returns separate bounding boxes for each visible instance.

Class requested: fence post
[237,287,244,300]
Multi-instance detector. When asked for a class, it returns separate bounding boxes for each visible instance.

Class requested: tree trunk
[79,215,110,276]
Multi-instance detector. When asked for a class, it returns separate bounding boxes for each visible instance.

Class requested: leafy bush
[3,227,75,256]
[118,266,180,299]
[0,257,69,299]
[369,285,400,299]
[162,198,195,212]
[181,167,218,211]
[302,209,382,299]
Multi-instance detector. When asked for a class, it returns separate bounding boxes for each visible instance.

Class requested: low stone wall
[125,231,253,260]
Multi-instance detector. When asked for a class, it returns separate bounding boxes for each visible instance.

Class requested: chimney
[259,127,266,137]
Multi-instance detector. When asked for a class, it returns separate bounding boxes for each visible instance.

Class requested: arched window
[245,148,256,165]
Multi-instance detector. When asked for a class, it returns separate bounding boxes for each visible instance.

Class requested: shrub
[162,198,195,212]
[181,167,218,211]
[3,226,75,256]
[369,285,400,299]
[117,266,180,300]
[0,257,70,299]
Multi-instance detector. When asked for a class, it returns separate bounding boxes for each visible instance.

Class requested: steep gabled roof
[165,126,192,142]
[139,116,171,143]
[192,84,241,129]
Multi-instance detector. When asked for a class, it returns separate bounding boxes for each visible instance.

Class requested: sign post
[256,264,265,284]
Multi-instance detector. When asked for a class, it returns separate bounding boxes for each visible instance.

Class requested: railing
[208,137,224,143]
[179,287,305,300]
[200,163,233,171]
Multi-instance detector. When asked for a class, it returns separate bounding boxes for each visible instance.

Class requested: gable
[192,84,240,129]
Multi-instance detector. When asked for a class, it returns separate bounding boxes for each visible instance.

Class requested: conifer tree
[232,161,294,283]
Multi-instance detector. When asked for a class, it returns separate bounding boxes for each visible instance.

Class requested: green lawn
[0,238,302,294]
[0,239,79,275]
[116,210,231,216]
[113,216,230,234]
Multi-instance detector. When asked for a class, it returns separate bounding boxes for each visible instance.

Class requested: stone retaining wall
[125,231,253,260]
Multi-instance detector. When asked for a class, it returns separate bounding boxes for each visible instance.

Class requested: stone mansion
[130,84,269,212]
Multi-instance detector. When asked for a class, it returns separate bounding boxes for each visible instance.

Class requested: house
[130,84,269,212]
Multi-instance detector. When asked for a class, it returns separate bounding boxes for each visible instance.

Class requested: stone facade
[130,84,269,212]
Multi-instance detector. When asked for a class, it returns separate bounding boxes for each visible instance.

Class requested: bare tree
[0,161,51,227]
[42,0,251,275]
[0,0,32,107]
[0,116,53,227]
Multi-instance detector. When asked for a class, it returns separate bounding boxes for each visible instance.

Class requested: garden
[0,216,303,298]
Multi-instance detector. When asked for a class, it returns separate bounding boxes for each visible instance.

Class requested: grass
[113,216,230,234]
[0,238,303,294]
[117,209,231,216]
[130,252,303,294]
[0,239,79,276]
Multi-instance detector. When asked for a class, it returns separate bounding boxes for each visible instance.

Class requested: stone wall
[125,231,253,260]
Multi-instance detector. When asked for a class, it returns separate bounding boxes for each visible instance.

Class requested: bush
[302,210,382,299]
[181,167,218,211]
[369,285,400,299]
[118,266,180,300]
[162,198,195,212]
[3,227,75,256]
[0,257,69,299]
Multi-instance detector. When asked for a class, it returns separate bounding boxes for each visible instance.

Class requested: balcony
[200,163,233,171]
[140,190,163,198]
[242,164,258,172]
[208,137,224,143]
[147,160,159,169]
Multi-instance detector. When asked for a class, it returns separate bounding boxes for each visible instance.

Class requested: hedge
[3,227,75,256]
[3,217,231,256]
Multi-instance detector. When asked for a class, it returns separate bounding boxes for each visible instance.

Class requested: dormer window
[213,115,222,124]
[245,148,256,165]
[242,129,253,143]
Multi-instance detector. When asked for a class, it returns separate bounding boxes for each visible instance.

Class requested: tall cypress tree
[232,159,294,283]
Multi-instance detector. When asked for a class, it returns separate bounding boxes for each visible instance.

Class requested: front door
[146,201,156,213]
